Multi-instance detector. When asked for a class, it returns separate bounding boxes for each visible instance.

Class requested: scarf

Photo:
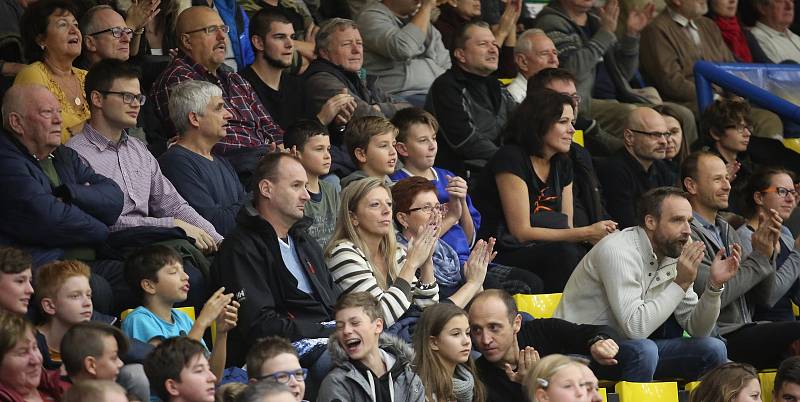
[714,15,753,62]
[452,364,475,402]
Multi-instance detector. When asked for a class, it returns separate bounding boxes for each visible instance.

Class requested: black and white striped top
[326,241,439,327]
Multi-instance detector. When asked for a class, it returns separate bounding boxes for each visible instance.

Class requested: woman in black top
[475,89,617,292]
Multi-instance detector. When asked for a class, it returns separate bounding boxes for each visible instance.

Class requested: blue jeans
[593,337,727,382]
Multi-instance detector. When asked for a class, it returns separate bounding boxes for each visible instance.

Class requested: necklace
[44,59,83,107]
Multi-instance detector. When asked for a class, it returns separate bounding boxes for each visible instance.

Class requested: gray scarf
[452,364,475,402]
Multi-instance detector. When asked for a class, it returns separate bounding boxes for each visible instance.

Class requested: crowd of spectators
[1,0,800,400]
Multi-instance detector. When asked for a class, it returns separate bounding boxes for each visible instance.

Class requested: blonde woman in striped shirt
[325,177,440,329]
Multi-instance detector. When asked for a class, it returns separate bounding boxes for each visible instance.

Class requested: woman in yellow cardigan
[15,0,89,143]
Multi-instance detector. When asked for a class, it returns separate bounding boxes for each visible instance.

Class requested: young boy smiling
[318,292,424,402]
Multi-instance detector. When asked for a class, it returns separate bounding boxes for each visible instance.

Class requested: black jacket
[211,202,342,366]
[425,65,515,177]
[476,318,619,402]
[0,129,123,264]
[596,149,677,229]
[570,142,610,228]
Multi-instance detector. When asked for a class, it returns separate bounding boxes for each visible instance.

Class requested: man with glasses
[150,5,282,186]
[67,59,220,312]
[532,0,699,149]
[597,106,677,228]
[683,150,800,370]
[79,6,135,68]
[246,336,308,402]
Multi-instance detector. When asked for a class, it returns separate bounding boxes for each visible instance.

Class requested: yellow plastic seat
[684,381,701,393]
[513,293,563,318]
[615,381,679,402]
[760,371,776,402]
[598,387,607,402]
[785,138,800,154]
[793,301,799,318]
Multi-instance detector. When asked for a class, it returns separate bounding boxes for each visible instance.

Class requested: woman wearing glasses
[698,98,756,214]
[653,103,690,182]
[474,89,617,292]
[391,176,543,306]
[15,0,89,143]
[325,177,440,337]
[738,167,800,322]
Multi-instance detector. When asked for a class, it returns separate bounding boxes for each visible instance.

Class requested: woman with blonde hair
[524,354,589,402]
[688,362,761,402]
[413,303,485,402]
[325,177,439,331]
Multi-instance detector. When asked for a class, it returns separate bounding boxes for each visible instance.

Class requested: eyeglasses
[184,24,230,35]
[89,26,133,38]
[628,128,671,140]
[99,91,146,105]
[725,124,753,133]
[563,93,581,105]
[761,186,798,198]
[407,203,445,214]
[256,369,308,384]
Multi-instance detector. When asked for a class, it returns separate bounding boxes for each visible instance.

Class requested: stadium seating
[513,293,562,318]
[614,381,679,402]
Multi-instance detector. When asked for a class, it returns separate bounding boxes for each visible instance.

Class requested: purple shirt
[66,124,223,242]
[150,53,283,153]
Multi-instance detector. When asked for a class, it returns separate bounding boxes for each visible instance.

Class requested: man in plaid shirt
[151,6,283,182]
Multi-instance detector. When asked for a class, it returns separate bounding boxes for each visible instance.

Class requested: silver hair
[515,28,548,55]
[168,80,223,134]
[80,5,116,37]
[315,17,359,57]
[1,84,48,131]
[238,381,294,402]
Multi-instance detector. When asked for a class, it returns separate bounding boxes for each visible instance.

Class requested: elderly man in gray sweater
[555,186,738,381]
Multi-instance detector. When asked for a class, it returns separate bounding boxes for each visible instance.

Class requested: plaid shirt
[151,53,283,153]
[66,124,223,243]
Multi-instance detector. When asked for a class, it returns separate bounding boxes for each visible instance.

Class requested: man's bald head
[176,6,219,38]
[624,107,669,167]
[2,85,51,130]
[626,107,667,132]
[175,6,227,72]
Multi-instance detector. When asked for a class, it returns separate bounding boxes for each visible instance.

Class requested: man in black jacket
[468,290,641,402]
[0,84,124,314]
[425,20,516,178]
[211,152,341,397]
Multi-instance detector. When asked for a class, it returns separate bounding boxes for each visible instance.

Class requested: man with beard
[554,186,737,381]
[685,151,800,369]
[240,11,359,130]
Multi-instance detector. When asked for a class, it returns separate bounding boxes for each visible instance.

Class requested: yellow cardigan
[14,62,91,143]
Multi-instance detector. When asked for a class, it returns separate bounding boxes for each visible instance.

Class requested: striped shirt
[150,52,283,153]
[326,240,439,327]
[66,124,223,243]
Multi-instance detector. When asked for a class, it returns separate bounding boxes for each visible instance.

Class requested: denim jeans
[592,337,728,381]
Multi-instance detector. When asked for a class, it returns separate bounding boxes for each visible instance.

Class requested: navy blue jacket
[0,129,123,261]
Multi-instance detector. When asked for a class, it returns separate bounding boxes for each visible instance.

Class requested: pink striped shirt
[66,124,223,243]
